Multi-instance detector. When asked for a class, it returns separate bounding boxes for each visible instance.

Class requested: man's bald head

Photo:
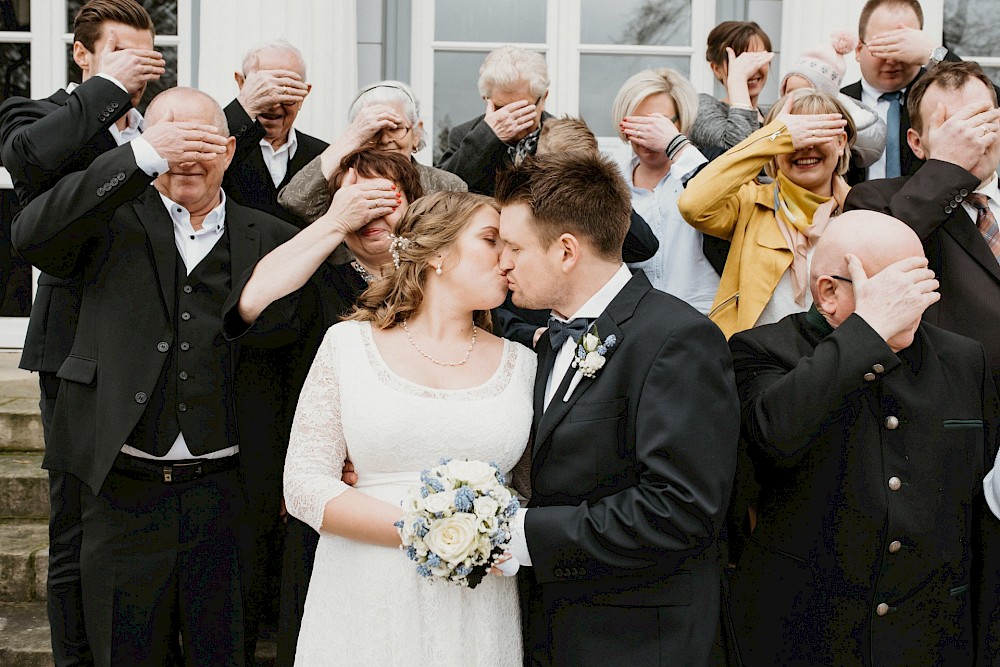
[145,87,228,134]
[811,211,925,302]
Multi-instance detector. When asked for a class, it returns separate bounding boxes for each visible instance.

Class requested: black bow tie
[548,317,590,351]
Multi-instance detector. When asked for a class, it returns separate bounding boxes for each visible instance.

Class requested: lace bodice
[284,320,536,531]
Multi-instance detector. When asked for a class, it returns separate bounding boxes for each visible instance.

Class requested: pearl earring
[435,266,442,275]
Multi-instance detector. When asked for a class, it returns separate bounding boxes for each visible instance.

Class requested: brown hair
[705,21,772,68]
[763,88,857,178]
[494,152,630,261]
[858,0,923,41]
[907,60,998,135]
[347,192,498,331]
[332,149,424,203]
[73,0,155,53]
[537,116,599,156]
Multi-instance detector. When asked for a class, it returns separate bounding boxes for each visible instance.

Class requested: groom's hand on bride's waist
[341,460,358,486]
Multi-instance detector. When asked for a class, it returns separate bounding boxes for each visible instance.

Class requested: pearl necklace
[401,319,478,367]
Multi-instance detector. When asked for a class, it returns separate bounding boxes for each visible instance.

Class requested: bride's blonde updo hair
[347,191,499,331]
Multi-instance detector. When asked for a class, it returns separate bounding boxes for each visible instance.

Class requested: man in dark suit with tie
[0,2,163,662]
[224,39,327,228]
[11,86,298,666]
[840,0,959,184]
[845,61,1000,386]
[495,152,739,666]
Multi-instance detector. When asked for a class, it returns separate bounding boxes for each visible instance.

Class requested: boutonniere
[570,326,617,379]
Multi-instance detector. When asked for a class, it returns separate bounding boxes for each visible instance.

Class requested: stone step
[0,602,276,667]
[0,522,48,603]
[0,397,44,453]
[0,602,52,667]
[0,453,48,520]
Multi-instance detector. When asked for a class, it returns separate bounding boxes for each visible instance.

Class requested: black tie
[548,317,590,351]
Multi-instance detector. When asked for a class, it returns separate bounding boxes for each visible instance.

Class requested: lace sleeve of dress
[277,155,333,224]
[283,327,351,532]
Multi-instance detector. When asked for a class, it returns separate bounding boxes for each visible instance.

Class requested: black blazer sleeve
[435,116,509,194]
[622,208,658,263]
[730,315,900,468]
[0,77,131,204]
[844,159,981,241]
[525,315,739,581]
[11,143,152,278]
[224,99,267,168]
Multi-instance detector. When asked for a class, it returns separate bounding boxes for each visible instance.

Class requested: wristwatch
[929,46,948,66]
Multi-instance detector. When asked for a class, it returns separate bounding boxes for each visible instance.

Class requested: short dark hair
[332,149,424,203]
[858,0,923,41]
[705,21,772,68]
[494,152,630,260]
[907,61,998,135]
[73,0,155,53]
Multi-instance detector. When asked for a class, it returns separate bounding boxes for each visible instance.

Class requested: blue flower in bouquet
[416,565,432,578]
[420,487,429,498]
[455,564,472,577]
[413,518,429,538]
[454,486,475,512]
[405,546,417,561]
[427,553,441,568]
[504,498,520,518]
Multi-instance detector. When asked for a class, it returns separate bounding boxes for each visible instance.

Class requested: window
[412,0,715,164]
[944,0,1000,87]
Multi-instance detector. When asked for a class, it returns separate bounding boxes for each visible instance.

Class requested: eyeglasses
[830,275,853,284]
[373,125,412,143]
[488,94,544,108]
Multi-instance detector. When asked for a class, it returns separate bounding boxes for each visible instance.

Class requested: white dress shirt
[626,148,720,315]
[961,173,1000,226]
[260,127,298,188]
[510,263,634,567]
[121,191,238,461]
[859,77,908,181]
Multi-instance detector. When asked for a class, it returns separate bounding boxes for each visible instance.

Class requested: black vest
[127,229,236,456]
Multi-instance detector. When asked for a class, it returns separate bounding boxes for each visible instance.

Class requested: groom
[496,152,740,666]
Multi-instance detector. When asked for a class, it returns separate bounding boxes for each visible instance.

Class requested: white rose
[473,496,500,520]
[423,490,456,516]
[444,460,498,489]
[584,351,606,370]
[582,333,600,352]
[492,486,512,508]
[424,514,481,565]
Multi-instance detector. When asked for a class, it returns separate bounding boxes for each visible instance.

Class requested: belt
[114,453,240,484]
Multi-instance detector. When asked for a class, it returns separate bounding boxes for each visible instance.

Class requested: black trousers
[40,372,94,667]
[79,458,248,667]
[276,515,319,667]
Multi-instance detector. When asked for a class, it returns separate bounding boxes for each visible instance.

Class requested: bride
[283,191,534,666]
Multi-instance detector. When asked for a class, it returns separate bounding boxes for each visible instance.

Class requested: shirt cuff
[95,72,128,93]
[670,143,708,183]
[507,507,533,566]
[130,136,168,178]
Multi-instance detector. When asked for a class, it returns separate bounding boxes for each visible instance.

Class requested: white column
[196,0,358,142]
[780,0,944,89]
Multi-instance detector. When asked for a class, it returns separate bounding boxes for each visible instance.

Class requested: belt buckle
[162,461,203,483]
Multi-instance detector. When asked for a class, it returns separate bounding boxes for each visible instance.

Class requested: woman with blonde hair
[614,67,720,314]
[283,191,534,666]
[678,87,854,338]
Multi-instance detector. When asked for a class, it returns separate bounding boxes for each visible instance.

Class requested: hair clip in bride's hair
[388,233,414,269]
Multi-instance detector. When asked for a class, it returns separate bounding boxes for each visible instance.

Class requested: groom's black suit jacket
[523,270,740,666]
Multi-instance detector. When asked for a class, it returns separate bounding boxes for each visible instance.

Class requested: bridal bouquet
[395,459,519,589]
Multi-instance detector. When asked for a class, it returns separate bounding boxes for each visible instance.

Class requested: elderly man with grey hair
[436,44,551,195]
[224,38,328,227]
[727,210,1000,664]
[11,86,301,666]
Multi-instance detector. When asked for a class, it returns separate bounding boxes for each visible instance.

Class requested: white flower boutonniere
[570,326,617,379]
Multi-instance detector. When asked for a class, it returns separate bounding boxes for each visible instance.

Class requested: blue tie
[547,317,590,351]
[880,91,903,178]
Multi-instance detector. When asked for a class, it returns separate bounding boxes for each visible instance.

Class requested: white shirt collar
[260,126,298,159]
[859,76,908,106]
[977,173,1000,203]
[159,189,227,236]
[552,263,633,323]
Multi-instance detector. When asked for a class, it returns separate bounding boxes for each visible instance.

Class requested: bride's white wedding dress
[284,320,534,666]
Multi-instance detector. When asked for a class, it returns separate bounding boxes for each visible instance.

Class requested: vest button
[872,363,885,374]
[876,603,890,616]
[180,342,190,351]
[178,402,187,412]
[180,312,191,321]
[134,392,147,404]
[156,341,169,352]
[885,416,899,430]
[888,540,902,554]
[183,285,193,294]
[863,372,876,382]
[888,476,902,491]
[179,371,188,380]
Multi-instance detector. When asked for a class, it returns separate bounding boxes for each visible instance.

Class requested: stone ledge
[0,522,48,602]
[0,602,53,667]
[0,453,48,520]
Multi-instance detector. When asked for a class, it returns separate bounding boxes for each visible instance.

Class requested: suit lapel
[227,200,260,287]
[943,208,1000,284]
[532,337,552,436]
[133,188,178,321]
[532,271,651,458]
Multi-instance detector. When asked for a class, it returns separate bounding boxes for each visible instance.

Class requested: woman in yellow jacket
[678,88,855,338]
